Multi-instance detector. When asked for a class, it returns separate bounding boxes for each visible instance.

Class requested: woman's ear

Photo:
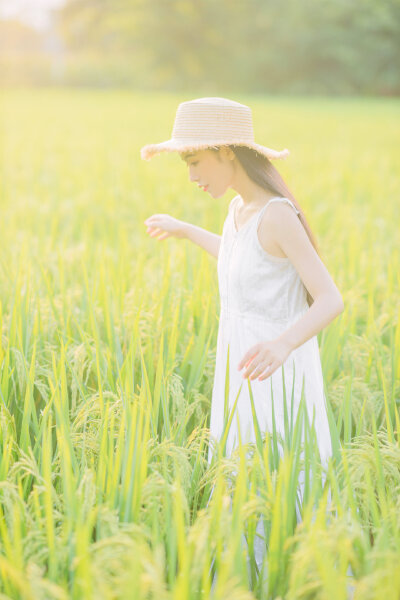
[220,146,236,161]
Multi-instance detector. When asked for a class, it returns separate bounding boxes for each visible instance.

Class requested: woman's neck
[230,169,277,208]
[234,189,278,209]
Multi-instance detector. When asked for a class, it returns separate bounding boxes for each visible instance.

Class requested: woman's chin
[213,187,229,199]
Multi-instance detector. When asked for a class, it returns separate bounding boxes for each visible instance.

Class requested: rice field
[0,89,399,599]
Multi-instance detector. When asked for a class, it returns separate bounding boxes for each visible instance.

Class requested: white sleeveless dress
[207,195,333,468]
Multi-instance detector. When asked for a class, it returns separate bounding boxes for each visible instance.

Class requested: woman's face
[180,147,235,198]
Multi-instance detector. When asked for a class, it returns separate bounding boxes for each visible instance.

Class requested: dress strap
[228,195,240,213]
[265,197,300,215]
[254,196,300,230]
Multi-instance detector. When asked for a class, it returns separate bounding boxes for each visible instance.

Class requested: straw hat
[140,97,290,161]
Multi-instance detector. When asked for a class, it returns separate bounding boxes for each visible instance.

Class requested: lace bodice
[217,195,309,322]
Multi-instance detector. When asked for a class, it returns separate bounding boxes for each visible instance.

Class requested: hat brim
[140,139,290,161]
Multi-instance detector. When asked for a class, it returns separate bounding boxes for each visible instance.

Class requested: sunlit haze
[0,0,65,30]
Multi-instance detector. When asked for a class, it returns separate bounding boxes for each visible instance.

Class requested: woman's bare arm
[144,214,221,259]
[265,203,344,352]
[181,223,221,259]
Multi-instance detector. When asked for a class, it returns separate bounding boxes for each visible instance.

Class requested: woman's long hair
[215,145,318,307]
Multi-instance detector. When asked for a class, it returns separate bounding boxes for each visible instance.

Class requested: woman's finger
[239,347,260,372]
[242,356,262,379]
[238,344,260,369]
[149,229,163,237]
[258,362,279,380]
[249,361,271,380]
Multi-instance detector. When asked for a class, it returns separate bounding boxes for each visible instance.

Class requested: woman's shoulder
[264,197,300,216]
[257,197,304,258]
[260,198,302,233]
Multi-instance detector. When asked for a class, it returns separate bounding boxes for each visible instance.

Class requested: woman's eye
[190,161,198,166]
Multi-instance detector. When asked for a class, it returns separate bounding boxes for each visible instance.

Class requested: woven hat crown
[172,97,254,143]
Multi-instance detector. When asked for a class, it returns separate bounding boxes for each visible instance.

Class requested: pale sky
[0,0,65,30]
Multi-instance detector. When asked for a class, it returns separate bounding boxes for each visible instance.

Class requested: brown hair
[214,145,318,307]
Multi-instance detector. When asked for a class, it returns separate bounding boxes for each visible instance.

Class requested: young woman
[141,96,344,483]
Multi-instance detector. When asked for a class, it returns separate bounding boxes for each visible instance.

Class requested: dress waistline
[220,305,309,325]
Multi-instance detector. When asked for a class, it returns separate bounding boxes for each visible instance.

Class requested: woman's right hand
[144,214,187,240]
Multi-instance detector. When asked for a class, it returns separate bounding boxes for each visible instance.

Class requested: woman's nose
[189,167,198,183]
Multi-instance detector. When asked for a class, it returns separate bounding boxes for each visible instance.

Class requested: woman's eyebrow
[182,153,196,162]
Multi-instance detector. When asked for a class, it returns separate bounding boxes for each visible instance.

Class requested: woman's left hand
[237,338,293,381]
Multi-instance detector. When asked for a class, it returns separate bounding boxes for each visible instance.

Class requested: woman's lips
[198,184,209,191]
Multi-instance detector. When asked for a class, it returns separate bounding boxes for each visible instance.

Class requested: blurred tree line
[2,0,400,94]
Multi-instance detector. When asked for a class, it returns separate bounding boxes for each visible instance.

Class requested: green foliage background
[56,0,400,94]
[1,0,400,94]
